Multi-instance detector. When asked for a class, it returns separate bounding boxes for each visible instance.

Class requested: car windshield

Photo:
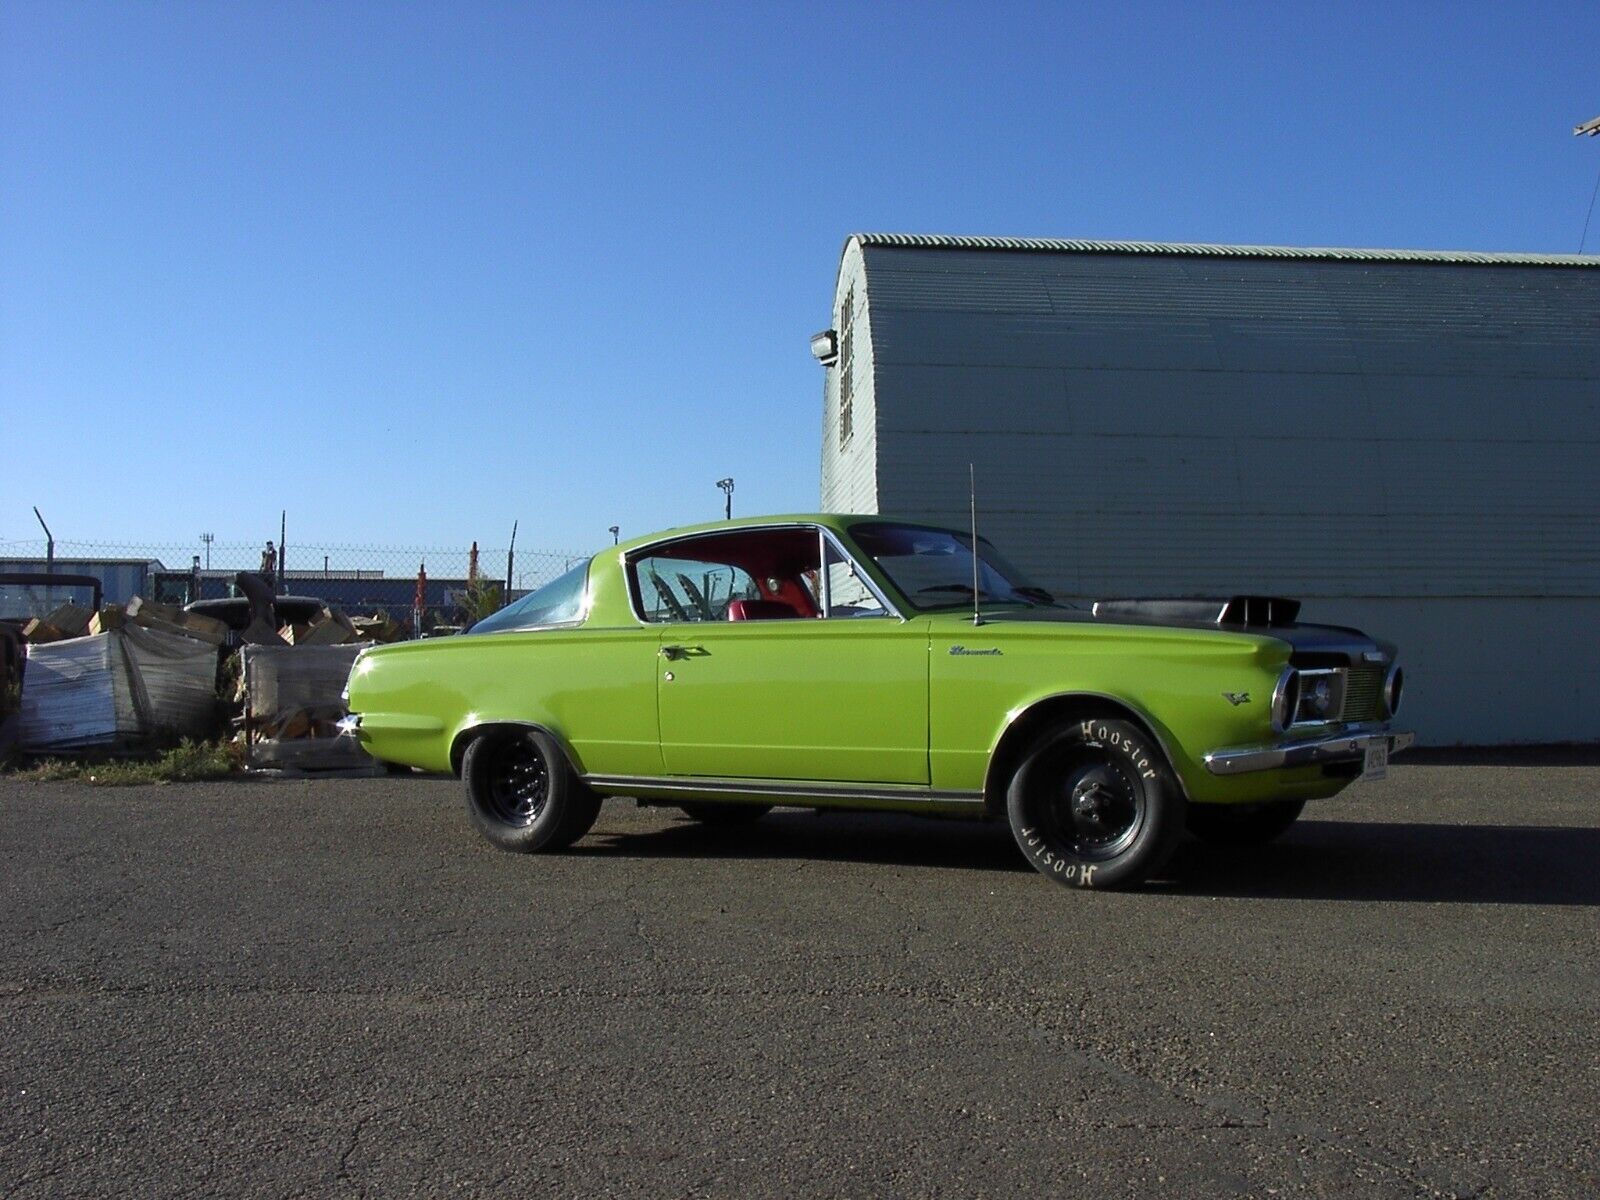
[0,580,99,622]
[847,522,1057,610]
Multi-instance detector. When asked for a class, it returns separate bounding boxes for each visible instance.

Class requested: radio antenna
[969,463,983,627]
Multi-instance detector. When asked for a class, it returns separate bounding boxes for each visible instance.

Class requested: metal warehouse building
[816,233,1600,745]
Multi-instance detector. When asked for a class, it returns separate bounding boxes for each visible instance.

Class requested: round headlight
[1383,664,1404,718]
[1271,668,1300,733]
[1304,676,1335,720]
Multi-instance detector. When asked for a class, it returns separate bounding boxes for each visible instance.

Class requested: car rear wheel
[678,802,772,825]
[1005,717,1185,890]
[461,729,601,853]
[1187,798,1305,847]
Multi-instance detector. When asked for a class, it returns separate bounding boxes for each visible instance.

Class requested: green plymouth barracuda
[342,514,1412,889]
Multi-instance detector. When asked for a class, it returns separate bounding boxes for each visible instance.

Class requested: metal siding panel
[861,247,1600,609]
[843,241,1600,741]
[1301,599,1600,744]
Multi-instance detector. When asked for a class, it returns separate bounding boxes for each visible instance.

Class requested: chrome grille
[1342,666,1385,721]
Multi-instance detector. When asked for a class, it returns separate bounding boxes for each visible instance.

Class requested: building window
[838,288,854,447]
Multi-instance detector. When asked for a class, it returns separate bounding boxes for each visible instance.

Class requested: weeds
[4,739,244,786]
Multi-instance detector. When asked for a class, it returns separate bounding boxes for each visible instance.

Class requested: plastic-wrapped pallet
[242,643,375,773]
[19,626,218,752]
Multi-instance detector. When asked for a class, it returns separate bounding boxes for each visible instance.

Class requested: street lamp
[608,525,620,545]
[1580,114,1600,254]
[716,478,734,520]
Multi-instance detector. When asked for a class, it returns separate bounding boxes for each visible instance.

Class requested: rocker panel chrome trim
[584,773,983,809]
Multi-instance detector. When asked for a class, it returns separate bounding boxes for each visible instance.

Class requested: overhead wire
[1581,159,1600,254]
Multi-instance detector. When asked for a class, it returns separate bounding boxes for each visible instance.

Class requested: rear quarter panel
[345,628,659,776]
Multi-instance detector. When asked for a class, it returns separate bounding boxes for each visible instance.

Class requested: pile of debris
[15,598,228,754]
[236,643,377,776]
[16,597,229,647]
[2,570,406,775]
[348,613,403,643]
[271,606,361,647]
[276,609,402,646]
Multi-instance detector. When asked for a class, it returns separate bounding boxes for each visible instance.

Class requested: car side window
[635,556,762,622]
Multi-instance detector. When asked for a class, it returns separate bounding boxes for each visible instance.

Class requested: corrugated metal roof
[849,232,1600,268]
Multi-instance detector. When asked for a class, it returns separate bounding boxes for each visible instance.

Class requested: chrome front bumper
[1203,726,1415,776]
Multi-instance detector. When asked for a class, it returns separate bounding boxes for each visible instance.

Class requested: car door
[640,530,930,784]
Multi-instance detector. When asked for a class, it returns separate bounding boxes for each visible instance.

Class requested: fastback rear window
[469,562,589,634]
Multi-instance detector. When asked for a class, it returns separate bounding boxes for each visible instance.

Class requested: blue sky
[3,1,1597,560]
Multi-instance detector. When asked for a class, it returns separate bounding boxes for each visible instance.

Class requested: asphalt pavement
[3,756,1598,1198]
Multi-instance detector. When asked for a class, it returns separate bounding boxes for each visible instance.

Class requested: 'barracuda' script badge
[1222,692,1251,705]
[949,646,1003,656]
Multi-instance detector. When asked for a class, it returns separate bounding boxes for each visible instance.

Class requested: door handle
[661,645,688,661]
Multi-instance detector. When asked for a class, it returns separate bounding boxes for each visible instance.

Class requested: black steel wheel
[1045,757,1147,860]
[1006,716,1185,890]
[481,736,550,827]
[461,728,601,853]
[1187,798,1306,847]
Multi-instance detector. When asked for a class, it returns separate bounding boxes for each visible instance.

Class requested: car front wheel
[1005,717,1185,890]
[461,728,601,853]
[1187,799,1305,847]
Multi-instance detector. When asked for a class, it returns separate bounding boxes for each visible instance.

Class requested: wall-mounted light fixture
[809,329,838,365]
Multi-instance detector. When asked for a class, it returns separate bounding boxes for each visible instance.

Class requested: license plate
[1362,741,1388,781]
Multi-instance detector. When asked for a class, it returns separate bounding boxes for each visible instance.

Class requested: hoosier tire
[1187,798,1305,847]
[461,728,601,853]
[1005,717,1186,890]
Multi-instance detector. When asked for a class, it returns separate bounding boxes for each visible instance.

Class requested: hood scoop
[1091,595,1302,628]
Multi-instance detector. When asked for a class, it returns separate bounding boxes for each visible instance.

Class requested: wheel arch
[449,720,584,779]
[982,692,1188,816]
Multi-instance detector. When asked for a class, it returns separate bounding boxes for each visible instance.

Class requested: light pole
[32,507,53,573]
[716,478,734,520]
[1578,114,1600,254]
[608,525,620,545]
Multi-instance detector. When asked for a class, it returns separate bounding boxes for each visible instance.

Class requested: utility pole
[716,477,734,520]
[32,507,53,573]
[200,532,214,571]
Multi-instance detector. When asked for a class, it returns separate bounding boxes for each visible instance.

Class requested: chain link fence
[0,537,591,634]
